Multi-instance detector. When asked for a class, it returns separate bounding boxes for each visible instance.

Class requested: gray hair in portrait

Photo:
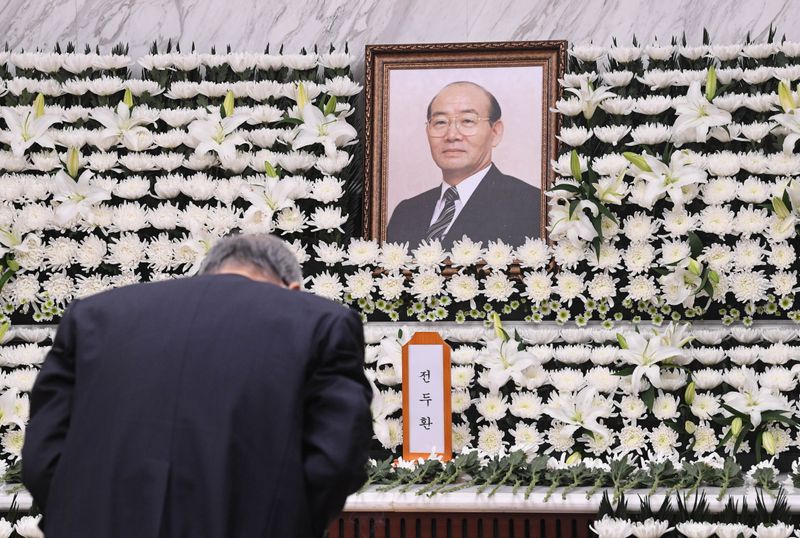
[199,234,303,285]
[425,80,503,123]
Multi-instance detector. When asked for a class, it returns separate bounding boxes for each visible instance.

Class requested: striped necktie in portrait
[425,186,459,242]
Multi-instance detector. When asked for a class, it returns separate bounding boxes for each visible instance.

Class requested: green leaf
[569,150,582,181]
[550,183,580,193]
[596,202,619,225]
[687,232,703,258]
[568,199,580,219]
[641,385,655,410]
[623,152,652,172]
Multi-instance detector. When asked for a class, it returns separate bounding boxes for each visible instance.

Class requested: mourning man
[22,234,373,538]
[386,81,541,249]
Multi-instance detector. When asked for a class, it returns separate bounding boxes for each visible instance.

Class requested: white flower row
[562,65,800,89]
[559,121,782,147]
[0,147,352,175]
[0,75,362,100]
[590,516,792,538]
[570,41,800,63]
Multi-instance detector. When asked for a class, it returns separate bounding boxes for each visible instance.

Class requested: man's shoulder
[488,166,542,196]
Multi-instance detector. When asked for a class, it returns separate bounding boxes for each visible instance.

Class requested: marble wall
[1,0,798,76]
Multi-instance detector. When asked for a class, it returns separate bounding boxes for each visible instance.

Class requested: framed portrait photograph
[364,41,566,250]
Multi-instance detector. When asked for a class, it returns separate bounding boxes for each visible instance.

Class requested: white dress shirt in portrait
[427,165,492,235]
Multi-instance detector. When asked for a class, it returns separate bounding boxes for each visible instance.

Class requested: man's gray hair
[199,234,303,284]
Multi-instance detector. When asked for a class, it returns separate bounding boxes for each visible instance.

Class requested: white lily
[186,109,250,161]
[772,80,800,154]
[618,328,686,393]
[564,79,616,119]
[548,199,599,243]
[1,103,61,157]
[672,80,732,143]
[50,166,111,227]
[292,102,357,157]
[627,152,707,207]
[543,386,608,436]
[89,101,154,143]
[240,177,297,226]
[592,173,628,204]
[658,266,702,307]
[722,366,792,427]
[475,337,539,393]
[178,220,218,276]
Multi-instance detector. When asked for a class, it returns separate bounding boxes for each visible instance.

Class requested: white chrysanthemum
[376,274,405,301]
[274,206,306,233]
[628,122,671,145]
[16,204,53,233]
[623,212,659,242]
[700,243,733,272]
[616,425,647,455]
[600,97,635,115]
[1,429,24,460]
[548,368,585,392]
[509,392,542,419]
[586,243,621,271]
[4,368,38,393]
[768,242,796,270]
[345,269,375,300]
[446,274,480,303]
[733,239,764,270]
[652,394,680,420]
[650,424,680,457]
[451,345,479,365]
[546,422,576,453]
[4,273,41,306]
[552,240,586,269]
[701,177,739,205]
[410,270,445,301]
[343,238,379,267]
[555,271,585,304]
[734,205,769,237]
[412,240,447,269]
[308,206,347,232]
[584,366,620,393]
[111,202,149,232]
[661,208,696,236]
[699,205,735,236]
[309,271,344,301]
[692,369,723,390]
[312,242,346,265]
[475,393,509,422]
[624,242,656,274]
[659,239,690,265]
[760,367,796,392]
[587,273,617,303]
[477,423,507,456]
[511,423,543,455]
[43,237,77,270]
[515,238,550,269]
[691,424,717,454]
[449,236,484,266]
[452,423,473,452]
[483,240,515,271]
[521,270,552,305]
[377,242,410,272]
[772,271,797,296]
[729,271,769,304]
[451,389,473,414]
[106,233,146,270]
[619,395,646,420]
[591,153,629,177]
[145,234,174,271]
[690,393,720,420]
[483,273,516,302]
[450,365,474,390]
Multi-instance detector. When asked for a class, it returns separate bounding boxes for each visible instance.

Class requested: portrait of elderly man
[386,81,541,249]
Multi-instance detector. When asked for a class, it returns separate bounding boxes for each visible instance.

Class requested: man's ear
[287,282,302,291]
[491,120,504,147]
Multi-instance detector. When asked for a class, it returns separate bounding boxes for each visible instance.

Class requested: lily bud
[566,451,582,465]
[708,270,720,285]
[296,82,308,110]
[223,90,235,118]
[33,93,45,118]
[730,417,743,437]
[684,420,696,434]
[0,320,8,342]
[569,150,582,181]
[684,381,696,405]
[6,259,19,272]
[705,66,717,101]
[264,160,278,178]
[123,88,134,108]
[491,312,508,342]
[762,430,777,456]
[616,333,628,349]
[773,197,791,219]
[66,147,80,178]
[623,152,653,173]
[687,258,702,276]
[778,80,796,113]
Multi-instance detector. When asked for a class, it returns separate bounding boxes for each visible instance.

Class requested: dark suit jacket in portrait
[22,274,373,538]
[386,164,542,250]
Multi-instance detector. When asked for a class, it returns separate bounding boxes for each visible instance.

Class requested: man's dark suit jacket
[22,274,373,538]
[386,164,541,250]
